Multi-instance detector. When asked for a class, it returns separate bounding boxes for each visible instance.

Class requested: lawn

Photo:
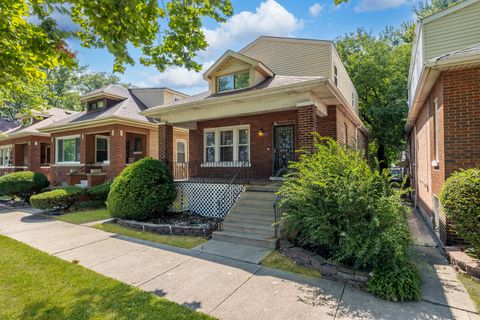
[261,251,322,279]
[458,274,480,310]
[93,222,208,249]
[0,235,213,320]
[55,209,111,224]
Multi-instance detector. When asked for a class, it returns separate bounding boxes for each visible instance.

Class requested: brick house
[0,108,77,178]
[39,85,189,187]
[406,0,480,245]
[143,36,368,181]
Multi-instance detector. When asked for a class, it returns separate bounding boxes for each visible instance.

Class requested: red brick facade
[178,106,366,180]
[409,67,480,245]
[0,136,51,179]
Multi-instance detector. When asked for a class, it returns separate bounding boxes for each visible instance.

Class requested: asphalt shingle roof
[5,108,77,136]
[430,43,480,63]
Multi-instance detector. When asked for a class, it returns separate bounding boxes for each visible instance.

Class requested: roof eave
[142,78,329,117]
[39,116,158,133]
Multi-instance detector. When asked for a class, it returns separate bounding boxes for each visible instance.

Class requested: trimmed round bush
[30,186,85,210]
[107,158,177,221]
[440,168,480,252]
[87,182,111,201]
[279,137,419,301]
[0,171,49,201]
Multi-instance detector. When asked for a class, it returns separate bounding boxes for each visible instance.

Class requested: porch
[51,127,149,187]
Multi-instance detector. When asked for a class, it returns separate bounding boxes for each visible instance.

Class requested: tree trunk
[377,143,388,172]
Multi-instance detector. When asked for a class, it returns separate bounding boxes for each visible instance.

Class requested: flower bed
[279,240,371,288]
[446,246,480,279]
[116,212,219,238]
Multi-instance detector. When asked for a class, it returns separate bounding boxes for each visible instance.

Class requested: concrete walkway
[0,207,478,320]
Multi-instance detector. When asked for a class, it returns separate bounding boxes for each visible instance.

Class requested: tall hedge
[279,137,419,301]
[107,158,177,221]
[440,168,480,252]
[0,171,49,201]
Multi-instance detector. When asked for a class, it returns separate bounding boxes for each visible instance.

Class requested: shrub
[440,168,480,252]
[30,186,85,210]
[0,171,49,201]
[279,137,419,301]
[72,200,106,211]
[107,158,177,221]
[367,260,421,302]
[87,182,111,201]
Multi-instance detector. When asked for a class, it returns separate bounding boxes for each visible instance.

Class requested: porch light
[258,129,265,137]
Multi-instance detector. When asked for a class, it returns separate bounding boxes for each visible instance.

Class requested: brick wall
[411,67,480,246]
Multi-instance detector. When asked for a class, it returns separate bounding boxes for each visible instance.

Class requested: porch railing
[273,194,286,238]
[272,151,297,178]
[169,161,250,184]
[217,161,249,225]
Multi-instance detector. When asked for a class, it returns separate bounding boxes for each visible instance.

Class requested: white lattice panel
[170,182,244,218]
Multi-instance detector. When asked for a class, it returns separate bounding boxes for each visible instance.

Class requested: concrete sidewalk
[0,207,478,320]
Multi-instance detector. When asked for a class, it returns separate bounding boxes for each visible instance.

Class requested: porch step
[211,231,276,249]
[222,221,274,236]
[245,184,281,192]
[238,191,278,201]
[226,214,274,225]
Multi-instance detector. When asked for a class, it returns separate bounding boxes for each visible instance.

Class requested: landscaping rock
[447,246,480,279]
[279,240,293,250]
[310,255,327,269]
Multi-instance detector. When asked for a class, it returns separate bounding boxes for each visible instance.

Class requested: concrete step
[245,184,281,192]
[222,221,274,237]
[228,208,274,219]
[226,214,274,225]
[239,191,278,201]
[211,231,276,249]
[231,200,275,210]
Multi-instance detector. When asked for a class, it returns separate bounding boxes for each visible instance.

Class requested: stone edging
[446,246,480,279]
[279,240,371,287]
[116,219,213,238]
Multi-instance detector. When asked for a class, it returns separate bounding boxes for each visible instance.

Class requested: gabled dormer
[203,50,273,94]
[80,84,129,112]
[16,109,51,127]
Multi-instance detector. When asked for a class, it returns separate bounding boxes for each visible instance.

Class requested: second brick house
[39,85,189,187]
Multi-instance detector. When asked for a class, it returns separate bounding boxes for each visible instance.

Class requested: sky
[67,0,418,95]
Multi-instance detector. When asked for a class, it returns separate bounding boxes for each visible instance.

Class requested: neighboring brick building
[39,85,189,187]
[0,108,77,179]
[143,36,368,180]
[406,0,480,245]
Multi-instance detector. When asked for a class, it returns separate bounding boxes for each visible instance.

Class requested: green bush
[72,200,106,211]
[30,186,85,210]
[440,168,480,252]
[279,137,419,301]
[0,171,49,201]
[107,158,177,221]
[87,182,111,201]
[367,261,421,302]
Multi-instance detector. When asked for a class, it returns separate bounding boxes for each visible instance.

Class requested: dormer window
[88,99,105,111]
[217,71,250,93]
[22,117,33,126]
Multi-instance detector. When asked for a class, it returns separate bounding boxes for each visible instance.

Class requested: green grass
[55,209,111,224]
[458,274,480,309]
[93,222,208,249]
[261,251,322,279]
[0,235,213,320]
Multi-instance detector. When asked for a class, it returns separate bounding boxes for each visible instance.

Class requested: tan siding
[254,70,266,85]
[332,47,358,113]
[149,128,159,158]
[424,1,480,60]
[241,39,332,77]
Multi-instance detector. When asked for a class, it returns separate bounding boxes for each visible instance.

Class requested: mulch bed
[149,212,221,229]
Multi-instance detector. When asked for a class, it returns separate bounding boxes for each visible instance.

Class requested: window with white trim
[204,126,250,164]
[217,71,250,93]
[176,140,186,163]
[95,135,109,163]
[0,145,13,167]
[56,136,80,164]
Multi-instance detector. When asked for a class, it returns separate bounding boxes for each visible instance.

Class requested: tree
[1,0,233,113]
[335,28,411,170]
[414,0,460,18]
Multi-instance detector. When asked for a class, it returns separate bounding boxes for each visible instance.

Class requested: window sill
[201,162,251,168]
[53,163,82,167]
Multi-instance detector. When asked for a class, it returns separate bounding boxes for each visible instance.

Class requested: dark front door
[273,124,295,177]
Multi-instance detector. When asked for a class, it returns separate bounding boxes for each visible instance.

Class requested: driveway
[0,207,478,320]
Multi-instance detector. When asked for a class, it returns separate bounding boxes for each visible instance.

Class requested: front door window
[273,125,295,176]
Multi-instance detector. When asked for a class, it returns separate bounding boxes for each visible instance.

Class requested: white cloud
[200,0,303,60]
[138,0,303,94]
[309,3,324,17]
[355,0,410,12]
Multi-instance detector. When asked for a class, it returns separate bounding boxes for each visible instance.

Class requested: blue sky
[68,0,418,95]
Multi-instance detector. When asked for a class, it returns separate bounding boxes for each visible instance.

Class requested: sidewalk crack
[333,283,346,320]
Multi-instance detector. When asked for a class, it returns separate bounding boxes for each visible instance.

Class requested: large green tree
[335,28,411,170]
[1,0,233,113]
